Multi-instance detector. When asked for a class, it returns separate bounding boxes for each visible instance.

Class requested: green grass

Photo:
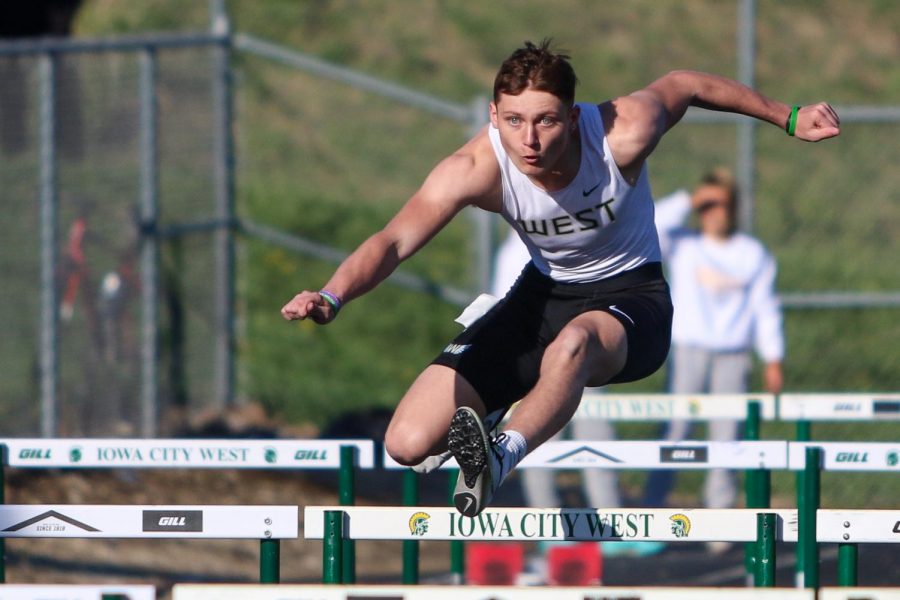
[12,0,896,436]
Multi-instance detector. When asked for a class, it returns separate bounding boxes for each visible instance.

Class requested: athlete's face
[490,88,579,187]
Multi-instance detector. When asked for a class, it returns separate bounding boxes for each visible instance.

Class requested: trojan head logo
[69,447,82,463]
[408,512,430,537]
[264,447,277,464]
[669,513,691,538]
[688,398,701,416]
[887,451,899,467]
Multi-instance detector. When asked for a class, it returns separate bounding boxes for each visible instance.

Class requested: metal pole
[339,445,356,583]
[323,510,344,584]
[448,468,464,583]
[259,538,280,583]
[402,469,420,584]
[754,512,776,587]
[837,543,858,587]
[210,0,236,409]
[795,420,811,586]
[39,52,59,438]
[799,447,821,588]
[737,0,757,233]
[138,47,160,438]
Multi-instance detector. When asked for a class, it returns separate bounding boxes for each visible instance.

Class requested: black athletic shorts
[431,261,673,413]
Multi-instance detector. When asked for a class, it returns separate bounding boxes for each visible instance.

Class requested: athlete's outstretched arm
[604,70,840,176]
[281,130,500,324]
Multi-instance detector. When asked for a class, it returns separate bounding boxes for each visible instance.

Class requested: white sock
[491,430,528,488]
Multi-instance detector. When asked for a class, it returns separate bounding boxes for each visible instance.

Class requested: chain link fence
[0,38,225,436]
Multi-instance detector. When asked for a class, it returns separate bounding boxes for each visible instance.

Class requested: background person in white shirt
[644,168,784,526]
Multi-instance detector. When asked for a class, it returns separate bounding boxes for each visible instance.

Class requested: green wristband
[786,104,800,137]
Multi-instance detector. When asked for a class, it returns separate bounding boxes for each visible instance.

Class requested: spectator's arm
[653,189,693,258]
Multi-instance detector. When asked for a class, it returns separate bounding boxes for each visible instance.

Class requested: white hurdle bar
[0,439,375,469]
[0,505,297,584]
[574,392,777,421]
[304,506,786,542]
[0,584,155,600]
[820,589,900,600]
[0,505,296,538]
[789,442,900,472]
[173,585,816,600]
[383,440,788,470]
[779,393,900,421]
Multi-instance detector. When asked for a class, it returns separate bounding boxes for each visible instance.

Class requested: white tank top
[488,102,661,282]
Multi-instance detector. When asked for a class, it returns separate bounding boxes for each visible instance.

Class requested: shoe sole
[448,407,491,517]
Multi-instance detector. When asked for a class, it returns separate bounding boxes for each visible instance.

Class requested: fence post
[837,543,858,587]
[795,421,812,587]
[448,468,464,583]
[339,445,356,583]
[402,469,420,584]
[323,510,344,584]
[259,538,280,583]
[38,51,60,438]
[744,401,770,581]
[799,446,821,588]
[754,512,776,587]
[138,46,161,438]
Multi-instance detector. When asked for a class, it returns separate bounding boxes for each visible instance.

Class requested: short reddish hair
[493,38,579,106]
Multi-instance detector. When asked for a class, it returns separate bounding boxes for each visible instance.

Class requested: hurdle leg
[323,510,344,584]
[744,402,771,583]
[754,512,776,587]
[794,419,812,587]
[838,542,858,586]
[402,469,420,584]
[260,538,280,583]
[339,445,356,583]
[799,446,821,588]
[448,468,464,584]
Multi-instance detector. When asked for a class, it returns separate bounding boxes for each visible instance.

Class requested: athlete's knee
[547,323,594,363]
[384,421,433,466]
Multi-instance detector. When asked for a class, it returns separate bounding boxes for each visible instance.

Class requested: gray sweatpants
[644,345,751,509]
[521,392,621,508]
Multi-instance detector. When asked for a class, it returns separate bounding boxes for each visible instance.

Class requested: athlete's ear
[489,101,499,128]
[569,104,580,131]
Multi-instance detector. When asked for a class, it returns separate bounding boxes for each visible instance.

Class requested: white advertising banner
[1,439,375,469]
[0,505,297,539]
[575,393,777,421]
[383,440,787,470]
[174,585,814,600]
[303,506,777,542]
[0,585,155,600]
[779,393,900,421]
[788,442,900,471]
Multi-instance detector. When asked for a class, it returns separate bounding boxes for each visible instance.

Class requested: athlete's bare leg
[384,364,487,466]
[504,310,627,452]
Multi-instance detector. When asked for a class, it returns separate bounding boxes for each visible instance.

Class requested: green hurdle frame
[743,401,772,581]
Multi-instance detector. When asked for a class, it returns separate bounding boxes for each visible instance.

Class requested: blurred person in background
[282,39,838,518]
[643,168,785,553]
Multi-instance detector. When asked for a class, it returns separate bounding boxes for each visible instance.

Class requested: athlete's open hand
[281,291,337,324]
[794,102,841,142]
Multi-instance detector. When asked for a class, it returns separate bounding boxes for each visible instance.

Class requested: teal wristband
[318,290,343,315]
[786,105,800,136]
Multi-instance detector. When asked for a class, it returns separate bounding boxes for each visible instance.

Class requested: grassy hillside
[67,0,899,426]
